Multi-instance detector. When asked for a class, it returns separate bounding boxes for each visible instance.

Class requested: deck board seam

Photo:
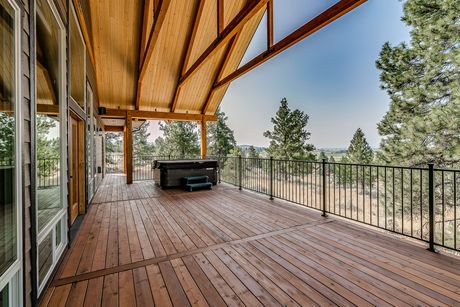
[51,219,332,286]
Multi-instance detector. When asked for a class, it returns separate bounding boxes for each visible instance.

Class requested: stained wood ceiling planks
[86,0,366,120]
[89,0,143,110]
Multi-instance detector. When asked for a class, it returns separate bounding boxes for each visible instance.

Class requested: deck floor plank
[40,174,460,306]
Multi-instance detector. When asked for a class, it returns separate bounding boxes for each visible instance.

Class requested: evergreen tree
[156,121,200,158]
[0,112,14,163]
[343,128,373,164]
[207,109,236,157]
[36,115,60,160]
[376,0,460,168]
[105,132,123,154]
[247,145,259,159]
[36,115,60,179]
[263,98,315,160]
[318,151,328,162]
[229,146,242,157]
[133,121,155,157]
[329,156,335,163]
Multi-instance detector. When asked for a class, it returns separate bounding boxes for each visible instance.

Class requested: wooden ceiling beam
[104,125,124,132]
[139,0,154,63]
[201,35,239,114]
[170,0,206,113]
[267,0,273,49]
[178,0,269,87]
[37,104,59,115]
[136,0,172,109]
[214,0,366,89]
[217,0,224,35]
[72,0,96,67]
[102,108,218,122]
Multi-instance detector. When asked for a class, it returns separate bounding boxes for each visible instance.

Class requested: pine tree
[343,128,373,164]
[0,112,14,163]
[247,145,259,159]
[207,109,236,157]
[133,121,155,157]
[157,121,200,158]
[263,98,315,160]
[105,132,123,154]
[376,0,460,168]
[318,151,328,162]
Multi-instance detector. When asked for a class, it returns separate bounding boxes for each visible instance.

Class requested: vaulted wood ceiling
[83,0,366,119]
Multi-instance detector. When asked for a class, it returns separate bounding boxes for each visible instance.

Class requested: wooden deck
[40,174,460,306]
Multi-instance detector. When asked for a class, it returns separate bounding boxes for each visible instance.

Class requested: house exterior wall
[17,0,102,305]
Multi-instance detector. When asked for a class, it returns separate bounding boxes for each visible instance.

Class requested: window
[70,3,85,109]
[0,0,17,278]
[35,0,67,294]
[0,286,8,307]
[0,0,21,304]
[87,84,95,200]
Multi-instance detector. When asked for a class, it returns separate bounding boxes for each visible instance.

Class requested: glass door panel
[0,0,17,279]
[36,0,63,232]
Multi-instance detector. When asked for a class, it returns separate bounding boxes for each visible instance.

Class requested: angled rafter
[178,0,269,88]
[201,35,239,114]
[136,0,172,109]
[139,0,154,63]
[170,0,206,112]
[214,0,366,89]
[217,0,224,35]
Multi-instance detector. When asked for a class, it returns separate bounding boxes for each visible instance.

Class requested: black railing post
[428,163,436,252]
[269,156,274,200]
[218,155,221,183]
[322,158,327,217]
[238,155,242,190]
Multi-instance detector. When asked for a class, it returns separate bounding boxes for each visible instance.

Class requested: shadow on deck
[40,174,460,306]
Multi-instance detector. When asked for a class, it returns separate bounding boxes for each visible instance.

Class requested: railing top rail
[216,156,459,172]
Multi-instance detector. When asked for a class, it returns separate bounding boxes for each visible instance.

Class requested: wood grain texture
[39,174,460,306]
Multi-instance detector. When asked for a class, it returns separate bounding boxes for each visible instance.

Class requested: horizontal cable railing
[218,156,459,253]
[37,158,60,188]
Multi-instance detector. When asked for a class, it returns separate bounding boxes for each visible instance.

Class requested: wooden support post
[126,111,133,184]
[200,120,207,159]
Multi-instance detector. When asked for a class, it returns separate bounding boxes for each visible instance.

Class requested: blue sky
[149,0,411,149]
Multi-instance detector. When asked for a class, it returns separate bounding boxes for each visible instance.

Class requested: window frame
[0,0,23,305]
[34,0,68,295]
[69,0,86,112]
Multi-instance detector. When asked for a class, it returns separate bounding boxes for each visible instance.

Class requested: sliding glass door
[0,0,22,305]
[35,0,67,294]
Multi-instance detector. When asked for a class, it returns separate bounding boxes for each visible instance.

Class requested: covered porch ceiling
[78,0,366,124]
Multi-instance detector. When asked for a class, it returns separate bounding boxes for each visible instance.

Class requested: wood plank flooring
[40,174,460,306]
